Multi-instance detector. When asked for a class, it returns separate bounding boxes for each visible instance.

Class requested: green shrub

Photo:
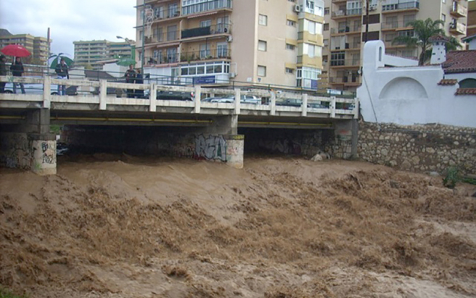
[443,166,460,189]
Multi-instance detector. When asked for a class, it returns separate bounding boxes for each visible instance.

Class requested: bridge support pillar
[25,109,57,175]
[333,119,358,159]
[196,115,243,168]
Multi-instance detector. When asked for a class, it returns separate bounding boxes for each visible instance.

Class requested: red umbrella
[1,44,31,57]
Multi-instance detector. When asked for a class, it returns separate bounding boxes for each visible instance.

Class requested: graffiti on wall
[258,138,302,155]
[195,134,227,161]
[0,133,31,169]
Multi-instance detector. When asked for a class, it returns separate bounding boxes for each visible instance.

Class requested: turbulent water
[1,154,476,298]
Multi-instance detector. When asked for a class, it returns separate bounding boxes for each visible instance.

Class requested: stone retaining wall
[358,122,476,175]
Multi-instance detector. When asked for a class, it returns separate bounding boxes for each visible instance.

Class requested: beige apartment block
[135,0,325,91]
[74,40,134,70]
[0,34,50,64]
[322,0,468,92]
[467,0,476,36]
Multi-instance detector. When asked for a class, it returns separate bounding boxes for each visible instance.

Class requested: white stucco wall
[357,41,476,128]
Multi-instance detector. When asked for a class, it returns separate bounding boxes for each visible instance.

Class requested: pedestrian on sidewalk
[0,55,6,93]
[55,58,70,95]
[10,57,25,94]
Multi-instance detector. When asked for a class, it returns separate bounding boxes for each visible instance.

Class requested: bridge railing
[0,75,359,118]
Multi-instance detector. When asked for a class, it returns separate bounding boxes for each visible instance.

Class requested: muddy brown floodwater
[1,154,475,298]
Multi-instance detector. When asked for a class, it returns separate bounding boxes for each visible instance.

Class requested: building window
[324,23,329,31]
[286,43,296,50]
[441,13,446,23]
[200,20,212,27]
[287,20,296,26]
[259,14,268,26]
[258,40,267,51]
[288,0,295,2]
[285,68,294,74]
[258,65,266,77]
[324,7,329,15]
[217,42,228,57]
[167,25,177,41]
[200,44,211,58]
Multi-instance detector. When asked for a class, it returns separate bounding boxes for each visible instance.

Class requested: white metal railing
[0,75,359,119]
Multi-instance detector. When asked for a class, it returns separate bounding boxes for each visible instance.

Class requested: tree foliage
[392,18,446,65]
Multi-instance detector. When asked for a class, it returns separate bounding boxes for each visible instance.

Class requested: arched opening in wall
[459,78,476,88]
[238,128,334,157]
[379,77,428,100]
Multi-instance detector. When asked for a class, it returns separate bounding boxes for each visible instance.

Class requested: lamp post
[116,36,136,62]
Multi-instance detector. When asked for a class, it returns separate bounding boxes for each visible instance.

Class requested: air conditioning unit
[229,72,236,78]
[227,35,233,42]
[294,5,302,12]
[369,5,377,11]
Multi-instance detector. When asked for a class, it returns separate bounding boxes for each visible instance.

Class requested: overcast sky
[0,0,136,57]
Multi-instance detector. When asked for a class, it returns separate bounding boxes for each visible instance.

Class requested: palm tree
[392,18,445,66]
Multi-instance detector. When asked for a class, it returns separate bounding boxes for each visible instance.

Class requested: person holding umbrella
[55,58,69,95]
[0,55,6,93]
[10,57,25,94]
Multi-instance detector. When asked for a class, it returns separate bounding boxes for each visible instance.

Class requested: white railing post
[43,75,51,109]
[149,83,157,112]
[99,80,107,110]
[234,88,241,115]
[330,96,336,118]
[194,85,201,114]
[270,91,276,116]
[302,93,308,117]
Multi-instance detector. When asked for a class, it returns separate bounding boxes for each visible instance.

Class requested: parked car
[144,89,195,101]
[3,82,77,95]
[276,98,302,107]
[206,95,261,104]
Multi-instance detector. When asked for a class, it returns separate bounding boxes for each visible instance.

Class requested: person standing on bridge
[0,55,6,93]
[134,68,144,98]
[10,57,25,94]
[55,58,69,95]
[124,64,136,98]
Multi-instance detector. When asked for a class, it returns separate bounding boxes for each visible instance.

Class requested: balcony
[449,21,466,35]
[450,2,467,18]
[381,20,414,31]
[181,24,231,39]
[330,26,362,35]
[145,29,180,44]
[382,1,419,13]
[331,8,362,19]
[331,42,361,51]
[329,58,361,68]
[182,0,232,16]
[179,49,231,63]
[329,76,361,86]
[149,8,181,22]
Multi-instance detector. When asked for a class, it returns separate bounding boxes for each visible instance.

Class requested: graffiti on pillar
[195,134,227,161]
[41,141,56,164]
[258,138,302,155]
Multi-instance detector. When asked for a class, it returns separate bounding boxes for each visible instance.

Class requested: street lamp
[116,36,136,62]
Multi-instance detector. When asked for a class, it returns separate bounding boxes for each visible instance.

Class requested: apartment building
[73,40,134,69]
[0,33,50,64]
[322,0,468,92]
[467,0,476,36]
[135,0,325,90]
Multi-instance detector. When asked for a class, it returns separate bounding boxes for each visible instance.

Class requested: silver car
[208,95,261,104]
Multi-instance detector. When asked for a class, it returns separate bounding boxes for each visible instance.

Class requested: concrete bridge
[0,76,359,175]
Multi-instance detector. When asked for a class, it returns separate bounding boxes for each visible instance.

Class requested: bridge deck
[0,76,358,128]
